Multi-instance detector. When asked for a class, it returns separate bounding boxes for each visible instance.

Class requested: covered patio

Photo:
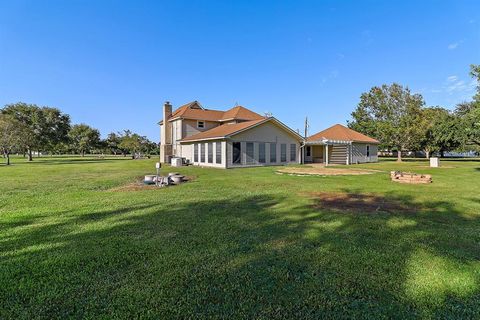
[303,139,352,165]
[304,124,380,165]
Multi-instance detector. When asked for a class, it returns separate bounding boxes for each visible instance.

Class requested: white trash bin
[430,157,440,168]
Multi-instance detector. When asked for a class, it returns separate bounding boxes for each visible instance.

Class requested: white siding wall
[179,122,301,169]
[181,144,193,162]
[171,119,183,157]
[351,143,378,164]
[226,122,301,168]
[184,140,227,168]
[182,119,220,138]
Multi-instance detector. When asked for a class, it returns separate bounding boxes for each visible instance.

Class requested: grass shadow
[1,192,479,318]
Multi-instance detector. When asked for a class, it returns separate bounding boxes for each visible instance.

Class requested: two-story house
[158,101,303,168]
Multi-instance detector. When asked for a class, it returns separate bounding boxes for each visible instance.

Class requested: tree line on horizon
[0,103,158,165]
[1,65,479,165]
[348,64,480,161]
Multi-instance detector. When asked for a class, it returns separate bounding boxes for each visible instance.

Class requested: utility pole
[304,116,309,138]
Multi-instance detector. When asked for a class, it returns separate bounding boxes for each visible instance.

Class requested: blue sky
[0,0,479,140]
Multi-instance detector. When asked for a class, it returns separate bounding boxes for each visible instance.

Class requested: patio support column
[346,144,350,165]
[325,144,329,165]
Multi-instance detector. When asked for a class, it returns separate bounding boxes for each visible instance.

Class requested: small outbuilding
[304,124,380,165]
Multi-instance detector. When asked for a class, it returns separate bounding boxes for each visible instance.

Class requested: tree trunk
[81,150,85,157]
[3,149,10,165]
[397,149,402,162]
[28,148,33,161]
[425,150,430,159]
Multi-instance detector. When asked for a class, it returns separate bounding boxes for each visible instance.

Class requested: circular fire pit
[390,171,432,184]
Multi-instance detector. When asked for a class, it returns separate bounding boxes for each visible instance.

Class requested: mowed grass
[1,156,479,319]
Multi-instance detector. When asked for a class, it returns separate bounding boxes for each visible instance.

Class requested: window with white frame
[280,144,287,162]
[194,144,198,162]
[200,143,205,162]
[270,143,277,163]
[258,143,266,163]
[246,142,254,164]
[232,142,241,164]
[216,142,222,164]
[208,142,213,163]
[290,144,296,161]
[197,121,205,129]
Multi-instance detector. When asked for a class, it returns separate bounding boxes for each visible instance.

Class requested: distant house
[159,101,303,168]
[304,124,380,165]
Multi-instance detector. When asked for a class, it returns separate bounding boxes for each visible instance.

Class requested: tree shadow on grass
[18,158,134,166]
[0,193,479,318]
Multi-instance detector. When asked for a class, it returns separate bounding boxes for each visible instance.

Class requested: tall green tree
[1,103,43,160]
[455,64,480,148]
[470,64,480,103]
[416,107,444,158]
[0,115,29,165]
[415,107,463,158]
[1,103,71,158]
[68,124,101,156]
[349,83,425,161]
[42,107,71,153]
[118,130,143,159]
[106,132,122,155]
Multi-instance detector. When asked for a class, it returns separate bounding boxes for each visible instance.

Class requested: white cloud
[447,75,458,82]
[448,39,465,50]
[448,42,459,50]
[427,77,476,100]
[444,77,476,95]
[330,69,339,78]
[319,70,340,87]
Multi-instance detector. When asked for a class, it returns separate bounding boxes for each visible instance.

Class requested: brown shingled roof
[180,119,267,142]
[220,106,264,121]
[307,124,379,144]
[163,101,264,123]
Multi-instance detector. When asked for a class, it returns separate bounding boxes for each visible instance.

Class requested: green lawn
[1,156,479,318]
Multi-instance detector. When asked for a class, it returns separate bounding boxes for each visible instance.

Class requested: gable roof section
[307,124,379,144]
[220,106,264,121]
[171,108,224,122]
[161,101,264,124]
[180,117,302,143]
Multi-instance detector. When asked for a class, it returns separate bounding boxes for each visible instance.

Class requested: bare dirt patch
[277,166,380,176]
[108,182,159,192]
[307,192,420,214]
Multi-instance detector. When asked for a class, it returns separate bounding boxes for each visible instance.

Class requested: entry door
[305,146,313,162]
